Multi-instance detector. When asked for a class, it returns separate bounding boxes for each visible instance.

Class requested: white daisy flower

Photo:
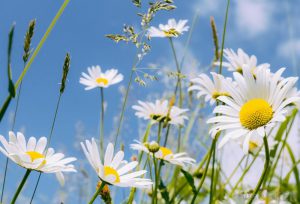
[207,66,300,153]
[81,139,152,188]
[215,48,269,73]
[130,140,195,168]
[132,100,188,126]
[239,134,277,155]
[148,19,189,38]
[80,65,123,90]
[0,131,77,185]
[188,72,232,105]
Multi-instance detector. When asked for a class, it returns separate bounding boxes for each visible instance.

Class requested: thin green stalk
[0,0,71,122]
[152,156,159,204]
[285,143,300,201]
[88,181,106,204]
[209,145,216,204]
[1,83,24,204]
[113,27,148,148]
[30,92,63,203]
[10,170,31,204]
[191,138,216,204]
[157,122,162,144]
[100,87,104,157]
[218,0,230,74]
[266,111,296,188]
[223,155,246,187]
[229,148,261,197]
[247,136,270,204]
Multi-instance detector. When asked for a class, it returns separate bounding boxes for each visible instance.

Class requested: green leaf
[7,24,16,98]
[158,178,170,203]
[181,169,197,194]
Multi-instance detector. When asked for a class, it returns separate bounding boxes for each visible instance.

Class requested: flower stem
[191,138,216,204]
[209,144,216,204]
[247,136,270,204]
[11,169,31,204]
[152,156,159,204]
[100,87,105,157]
[88,181,106,204]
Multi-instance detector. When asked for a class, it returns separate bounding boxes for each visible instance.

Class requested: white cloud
[192,0,224,16]
[277,39,300,59]
[234,0,274,37]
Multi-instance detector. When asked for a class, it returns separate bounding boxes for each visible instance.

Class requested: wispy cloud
[234,0,274,38]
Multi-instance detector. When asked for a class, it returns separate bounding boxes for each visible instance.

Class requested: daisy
[188,72,232,105]
[130,140,195,168]
[207,66,299,153]
[81,138,152,188]
[132,100,188,126]
[214,48,269,73]
[148,19,189,38]
[239,134,277,155]
[0,131,77,185]
[80,65,123,90]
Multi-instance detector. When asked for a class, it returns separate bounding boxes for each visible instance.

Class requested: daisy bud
[60,53,70,93]
[148,141,160,153]
[97,181,112,204]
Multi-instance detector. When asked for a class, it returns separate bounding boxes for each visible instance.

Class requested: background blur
[0,0,300,203]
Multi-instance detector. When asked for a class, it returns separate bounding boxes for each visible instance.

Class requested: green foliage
[181,169,197,194]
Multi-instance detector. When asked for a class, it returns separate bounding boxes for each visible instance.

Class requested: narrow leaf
[181,169,197,194]
[7,24,16,97]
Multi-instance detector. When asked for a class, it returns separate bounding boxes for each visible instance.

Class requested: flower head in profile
[130,140,195,168]
[81,139,152,188]
[188,72,232,105]
[215,48,269,73]
[148,19,189,38]
[240,134,277,155]
[132,99,188,126]
[80,65,123,90]
[207,66,299,153]
[0,131,77,185]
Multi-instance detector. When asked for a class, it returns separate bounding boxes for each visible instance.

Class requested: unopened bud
[147,141,160,153]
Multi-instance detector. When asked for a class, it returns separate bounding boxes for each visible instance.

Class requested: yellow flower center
[249,140,260,153]
[96,77,108,85]
[163,28,179,37]
[104,166,120,183]
[212,91,230,99]
[239,99,273,130]
[159,147,173,158]
[26,151,46,166]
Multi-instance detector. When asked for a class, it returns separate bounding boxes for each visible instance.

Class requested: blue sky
[0,0,300,203]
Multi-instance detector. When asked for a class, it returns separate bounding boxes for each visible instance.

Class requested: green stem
[100,87,104,157]
[247,136,270,204]
[191,138,216,204]
[30,92,63,203]
[1,81,24,203]
[229,149,261,197]
[223,155,246,188]
[88,181,106,204]
[157,122,162,144]
[10,170,31,204]
[209,145,216,204]
[218,0,230,74]
[152,156,159,204]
